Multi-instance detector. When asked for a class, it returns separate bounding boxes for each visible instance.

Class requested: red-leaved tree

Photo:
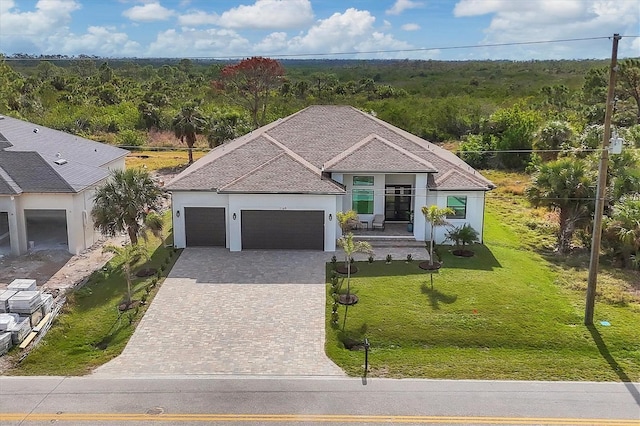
[214,57,285,129]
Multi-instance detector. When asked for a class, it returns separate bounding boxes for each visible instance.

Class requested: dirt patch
[0,235,126,292]
[0,250,72,287]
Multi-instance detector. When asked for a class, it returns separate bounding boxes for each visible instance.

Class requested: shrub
[406,254,413,262]
[386,254,392,263]
[368,255,374,263]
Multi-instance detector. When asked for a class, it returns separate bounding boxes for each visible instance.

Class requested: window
[353,189,374,214]
[353,176,374,186]
[447,196,467,219]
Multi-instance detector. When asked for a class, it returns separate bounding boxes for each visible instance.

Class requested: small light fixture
[176,210,180,218]
[233,213,237,220]
[329,213,333,221]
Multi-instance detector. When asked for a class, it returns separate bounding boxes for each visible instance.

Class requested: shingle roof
[0,116,128,194]
[0,151,74,194]
[166,105,494,193]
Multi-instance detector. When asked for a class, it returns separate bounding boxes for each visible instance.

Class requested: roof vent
[54,158,68,165]
[33,128,39,133]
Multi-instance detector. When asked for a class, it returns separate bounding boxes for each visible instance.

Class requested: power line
[2,35,638,61]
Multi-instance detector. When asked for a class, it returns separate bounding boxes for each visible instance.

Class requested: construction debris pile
[0,279,54,355]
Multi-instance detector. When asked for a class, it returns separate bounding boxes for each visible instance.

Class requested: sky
[0,0,639,60]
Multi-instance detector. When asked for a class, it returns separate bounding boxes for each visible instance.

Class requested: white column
[413,173,428,241]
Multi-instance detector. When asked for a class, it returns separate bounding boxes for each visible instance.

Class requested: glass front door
[385,185,412,221]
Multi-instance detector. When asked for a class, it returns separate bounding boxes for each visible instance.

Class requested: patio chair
[372,214,385,231]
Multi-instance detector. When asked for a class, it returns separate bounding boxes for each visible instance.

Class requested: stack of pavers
[0,313,20,355]
[0,278,54,354]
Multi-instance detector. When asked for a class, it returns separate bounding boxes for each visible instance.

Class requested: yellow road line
[1,413,639,425]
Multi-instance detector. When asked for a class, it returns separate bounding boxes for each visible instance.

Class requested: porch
[347,223,429,261]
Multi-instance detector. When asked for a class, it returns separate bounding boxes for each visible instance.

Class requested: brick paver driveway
[93,248,344,377]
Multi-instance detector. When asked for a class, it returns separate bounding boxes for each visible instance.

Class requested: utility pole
[584,34,621,326]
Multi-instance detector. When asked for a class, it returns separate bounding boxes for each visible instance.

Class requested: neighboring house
[0,115,128,256]
[166,105,495,252]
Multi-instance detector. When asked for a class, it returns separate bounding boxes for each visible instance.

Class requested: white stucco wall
[171,191,338,252]
[0,195,20,255]
[171,192,230,249]
[417,190,487,244]
[228,193,337,252]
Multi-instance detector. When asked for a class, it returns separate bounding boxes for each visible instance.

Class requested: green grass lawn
[326,206,640,381]
[8,223,180,376]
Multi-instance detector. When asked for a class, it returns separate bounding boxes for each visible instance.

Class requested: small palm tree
[91,169,162,245]
[336,210,359,234]
[103,243,149,305]
[446,224,479,252]
[422,205,454,267]
[172,103,206,164]
[336,233,372,305]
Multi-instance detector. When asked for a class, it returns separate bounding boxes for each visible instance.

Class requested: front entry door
[385,185,412,221]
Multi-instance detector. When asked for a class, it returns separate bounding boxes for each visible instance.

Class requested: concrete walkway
[93,248,344,377]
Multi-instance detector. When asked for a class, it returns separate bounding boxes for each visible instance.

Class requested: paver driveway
[94,248,344,377]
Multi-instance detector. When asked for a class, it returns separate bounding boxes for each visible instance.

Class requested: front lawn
[326,210,640,381]
[8,216,179,376]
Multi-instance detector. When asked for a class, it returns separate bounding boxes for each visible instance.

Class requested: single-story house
[166,105,495,251]
[0,115,128,256]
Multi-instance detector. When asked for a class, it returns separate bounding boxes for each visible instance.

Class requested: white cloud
[217,0,314,30]
[254,32,289,53]
[401,23,420,31]
[284,8,416,58]
[0,0,143,56]
[50,26,141,56]
[178,11,219,26]
[146,28,251,57]
[386,0,424,15]
[0,0,80,37]
[453,0,639,58]
[123,2,174,22]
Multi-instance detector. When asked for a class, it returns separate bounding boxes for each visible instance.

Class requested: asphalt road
[1,376,639,425]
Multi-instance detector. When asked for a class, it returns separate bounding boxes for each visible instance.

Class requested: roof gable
[220,153,344,194]
[324,134,436,173]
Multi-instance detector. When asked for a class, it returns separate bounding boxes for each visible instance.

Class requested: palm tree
[103,243,149,305]
[526,158,595,253]
[446,223,479,253]
[604,196,640,268]
[336,232,372,305]
[172,103,206,164]
[91,168,162,245]
[421,205,454,267]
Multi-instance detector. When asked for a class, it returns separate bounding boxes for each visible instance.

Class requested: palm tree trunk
[127,227,138,245]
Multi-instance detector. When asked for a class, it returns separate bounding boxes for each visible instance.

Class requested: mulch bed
[419,261,441,271]
[452,249,474,257]
[338,294,359,305]
[135,268,157,277]
[336,265,358,275]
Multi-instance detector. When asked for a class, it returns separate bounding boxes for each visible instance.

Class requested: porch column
[413,173,428,241]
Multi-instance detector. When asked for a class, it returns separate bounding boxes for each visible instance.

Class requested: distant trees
[617,59,640,124]
[215,57,285,129]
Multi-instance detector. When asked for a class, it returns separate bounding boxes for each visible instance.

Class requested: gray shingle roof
[166,105,494,193]
[0,115,128,193]
[0,151,74,194]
